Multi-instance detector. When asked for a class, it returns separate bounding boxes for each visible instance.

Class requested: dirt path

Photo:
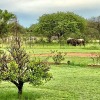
[32,52,99,57]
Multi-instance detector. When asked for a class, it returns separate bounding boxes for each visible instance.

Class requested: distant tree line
[0,9,100,44]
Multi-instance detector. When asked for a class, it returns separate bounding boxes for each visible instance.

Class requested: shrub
[91,53,100,64]
[51,50,66,64]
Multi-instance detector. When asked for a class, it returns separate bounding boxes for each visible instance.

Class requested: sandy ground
[32,52,99,57]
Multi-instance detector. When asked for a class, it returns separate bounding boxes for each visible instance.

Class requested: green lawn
[0,65,100,100]
[0,43,100,54]
[0,43,100,100]
[25,43,100,54]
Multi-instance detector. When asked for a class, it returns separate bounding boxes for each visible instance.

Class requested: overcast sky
[0,0,100,27]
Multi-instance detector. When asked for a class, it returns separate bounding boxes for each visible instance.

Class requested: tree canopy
[85,16,100,43]
[0,38,52,98]
[32,12,87,42]
[0,9,15,35]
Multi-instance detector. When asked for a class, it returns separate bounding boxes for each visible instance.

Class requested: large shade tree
[33,12,86,42]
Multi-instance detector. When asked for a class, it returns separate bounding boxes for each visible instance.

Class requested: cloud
[1,0,100,13]
[0,0,100,27]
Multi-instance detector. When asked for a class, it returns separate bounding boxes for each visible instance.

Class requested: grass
[0,65,100,100]
[27,43,100,55]
[0,43,100,54]
[0,43,100,100]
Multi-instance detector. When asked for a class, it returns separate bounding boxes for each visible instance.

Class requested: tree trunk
[17,82,23,99]
[11,80,24,99]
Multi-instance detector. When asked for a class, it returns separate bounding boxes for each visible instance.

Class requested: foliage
[0,9,15,35]
[32,12,87,42]
[87,16,100,44]
[90,53,100,64]
[0,39,52,98]
[8,22,26,34]
[51,50,66,64]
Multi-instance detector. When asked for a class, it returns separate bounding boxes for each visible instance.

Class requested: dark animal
[67,38,77,46]
[76,39,85,46]
[67,38,85,46]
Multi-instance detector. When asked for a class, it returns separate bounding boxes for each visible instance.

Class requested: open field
[25,43,100,54]
[0,43,100,53]
[0,65,100,100]
[0,43,100,100]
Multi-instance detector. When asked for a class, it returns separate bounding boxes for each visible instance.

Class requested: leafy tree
[87,16,100,44]
[0,38,52,98]
[0,9,15,35]
[8,22,26,34]
[32,12,86,42]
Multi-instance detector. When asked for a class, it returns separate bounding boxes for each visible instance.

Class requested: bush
[90,53,100,64]
[51,50,66,64]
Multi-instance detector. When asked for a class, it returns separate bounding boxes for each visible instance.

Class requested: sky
[0,0,100,27]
